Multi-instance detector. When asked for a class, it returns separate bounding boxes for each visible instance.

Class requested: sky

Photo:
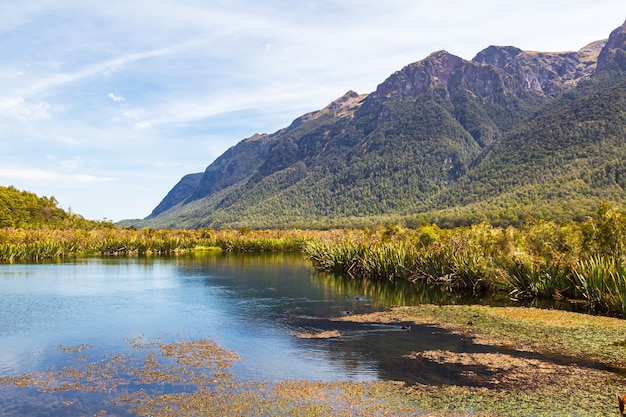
[1,1,625,222]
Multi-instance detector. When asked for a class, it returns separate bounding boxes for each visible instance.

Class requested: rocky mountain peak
[371,50,465,99]
[277,91,367,134]
[420,50,465,84]
[473,45,523,68]
[597,20,626,72]
[320,90,368,117]
[472,44,602,97]
[248,133,269,141]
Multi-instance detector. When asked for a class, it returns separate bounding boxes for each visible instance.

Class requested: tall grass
[306,231,494,295]
[506,257,573,300]
[0,228,314,262]
[2,203,626,314]
[304,207,626,314]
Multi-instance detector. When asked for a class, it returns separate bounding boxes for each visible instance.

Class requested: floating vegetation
[3,301,626,417]
[336,304,626,416]
[290,330,342,339]
[0,336,424,416]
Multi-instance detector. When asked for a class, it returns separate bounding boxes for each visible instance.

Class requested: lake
[0,252,494,416]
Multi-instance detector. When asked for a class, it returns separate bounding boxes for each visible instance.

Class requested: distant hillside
[133,21,626,229]
[0,186,109,229]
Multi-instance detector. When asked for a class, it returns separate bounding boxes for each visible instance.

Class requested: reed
[0,228,316,262]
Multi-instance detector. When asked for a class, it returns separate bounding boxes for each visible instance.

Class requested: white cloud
[14,47,173,99]
[122,108,147,120]
[59,157,83,170]
[134,121,153,131]
[0,69,24,78]
[55,136,80,146]
[108,92,125,102]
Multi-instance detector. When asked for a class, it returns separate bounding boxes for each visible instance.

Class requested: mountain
[428,23,626,226]
[134,21,626,229]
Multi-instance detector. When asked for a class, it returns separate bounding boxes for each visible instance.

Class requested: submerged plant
[0,337,423,416]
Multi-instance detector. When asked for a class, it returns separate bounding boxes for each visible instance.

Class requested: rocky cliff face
[473,44,602,96]
[147,133,273,218]
[149,173,202,217]
[597,20,626,72]
[370,42,601,104]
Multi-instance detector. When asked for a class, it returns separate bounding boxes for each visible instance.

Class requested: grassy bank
[0,227,317,261]
[335,304,626,416]
[2,203,626,315]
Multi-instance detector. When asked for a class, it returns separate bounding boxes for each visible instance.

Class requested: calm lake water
[0,252,497,416]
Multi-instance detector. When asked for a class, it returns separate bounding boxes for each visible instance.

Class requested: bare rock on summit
[474,45,600,97]
[472,45,523,68]
[597,20,626,72]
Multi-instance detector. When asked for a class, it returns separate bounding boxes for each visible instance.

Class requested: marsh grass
[507,257,573,300]
[304,211,626,315]
[0,228,314,262]
[574,256,626,314]
[3,203,626,314]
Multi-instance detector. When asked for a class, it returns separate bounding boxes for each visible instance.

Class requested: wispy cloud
[0,165,114,183]
[17,48,173,98]
[0,97,50,120]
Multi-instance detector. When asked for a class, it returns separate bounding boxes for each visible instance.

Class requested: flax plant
[574,256,626,314]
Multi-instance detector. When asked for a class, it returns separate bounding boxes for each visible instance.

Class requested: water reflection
[0,252,588,416]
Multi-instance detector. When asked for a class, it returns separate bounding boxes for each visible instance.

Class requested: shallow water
[0,252,524,415]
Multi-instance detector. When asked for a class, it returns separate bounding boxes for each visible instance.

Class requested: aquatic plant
[574,255,626,314]
[3,306,626,417]
[0,337,423,416]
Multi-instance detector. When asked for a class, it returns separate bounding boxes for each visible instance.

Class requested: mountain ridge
[132,20,626,229]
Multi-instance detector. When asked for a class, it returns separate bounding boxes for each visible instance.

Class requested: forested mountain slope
[133,21,626,229]
[425,22,626,226]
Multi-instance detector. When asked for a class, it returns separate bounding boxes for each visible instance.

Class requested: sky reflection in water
[0,252,498,416]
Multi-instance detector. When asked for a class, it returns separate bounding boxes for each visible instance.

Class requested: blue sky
[1,1,625,222]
